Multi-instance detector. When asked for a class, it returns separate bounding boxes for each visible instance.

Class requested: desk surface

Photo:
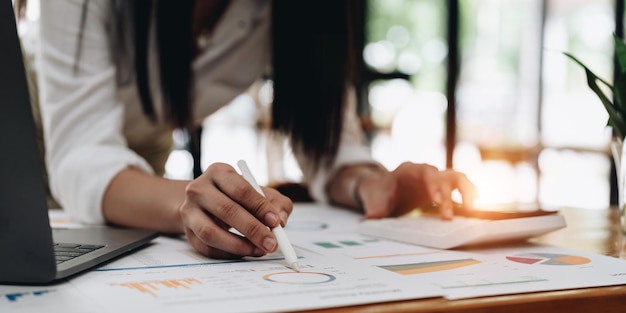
[306,207,626,313]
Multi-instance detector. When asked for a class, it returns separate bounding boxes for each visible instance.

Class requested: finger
[184,227,248,259]
[212,166,283,228]
[418,167,449,219]
[437,181,454,220]
[440,170,478,209]
[421,166,443,205]
[192,164,281,253]
[190,187,279,254]
[181,206,264,257]
[263,187,294,225]
[184,164,279,255]
[456,174,479,208]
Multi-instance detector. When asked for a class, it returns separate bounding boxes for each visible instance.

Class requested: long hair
[271,0,356,169]
[130,0,195,129]
[105,0,356,170]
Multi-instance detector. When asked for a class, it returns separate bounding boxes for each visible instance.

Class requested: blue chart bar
[5,290,54,302]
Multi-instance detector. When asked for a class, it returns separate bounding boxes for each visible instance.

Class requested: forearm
[102,168,188,234]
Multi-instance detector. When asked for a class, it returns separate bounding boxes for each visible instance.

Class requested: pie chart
[262,272,336,284]
[506,253,591,265]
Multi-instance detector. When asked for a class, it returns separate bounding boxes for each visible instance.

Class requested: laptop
[0,1,159,284]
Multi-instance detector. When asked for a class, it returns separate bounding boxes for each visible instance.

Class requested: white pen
[237,160,301,272]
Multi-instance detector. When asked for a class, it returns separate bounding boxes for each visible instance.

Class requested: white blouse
[37,0,375,224]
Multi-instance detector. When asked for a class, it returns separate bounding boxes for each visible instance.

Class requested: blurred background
[16,0,622,210]
[360,0,617,210]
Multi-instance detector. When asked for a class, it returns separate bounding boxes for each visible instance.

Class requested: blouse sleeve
[293,88,381,204]
[38,0,153,224]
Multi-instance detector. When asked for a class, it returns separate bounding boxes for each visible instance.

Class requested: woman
[36,0,477,259]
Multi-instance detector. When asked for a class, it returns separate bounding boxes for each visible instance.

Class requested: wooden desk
[305,207,626,313]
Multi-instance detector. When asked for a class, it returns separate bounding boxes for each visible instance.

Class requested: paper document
[3,204,626,312]
[71,247,439,313]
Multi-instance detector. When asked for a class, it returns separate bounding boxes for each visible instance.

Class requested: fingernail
[265,211,278,226]
[263,236,277,252]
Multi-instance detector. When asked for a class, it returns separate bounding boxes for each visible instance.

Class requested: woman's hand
[358,162,477,219]
[178,162,293,259]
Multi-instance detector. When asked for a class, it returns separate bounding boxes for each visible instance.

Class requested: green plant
[564,35,626,139]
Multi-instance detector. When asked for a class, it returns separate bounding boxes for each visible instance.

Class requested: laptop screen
[0,1,62,283]
[0,2,159,285]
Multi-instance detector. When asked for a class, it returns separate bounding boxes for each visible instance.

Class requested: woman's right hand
[178,163,293,259]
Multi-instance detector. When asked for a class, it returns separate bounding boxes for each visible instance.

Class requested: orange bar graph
[111,278,202,297]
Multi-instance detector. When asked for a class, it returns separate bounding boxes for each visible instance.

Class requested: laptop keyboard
[53,243,105,264]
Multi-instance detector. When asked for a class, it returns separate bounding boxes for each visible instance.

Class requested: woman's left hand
[358,162,477,219]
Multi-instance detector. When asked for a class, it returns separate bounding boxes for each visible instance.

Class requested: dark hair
[103,0,355,170]
[271,0,356,169]
[132,0,195,128]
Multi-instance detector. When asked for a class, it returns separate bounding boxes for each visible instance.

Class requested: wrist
[350,165,386,211]
[325,163,387,211]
